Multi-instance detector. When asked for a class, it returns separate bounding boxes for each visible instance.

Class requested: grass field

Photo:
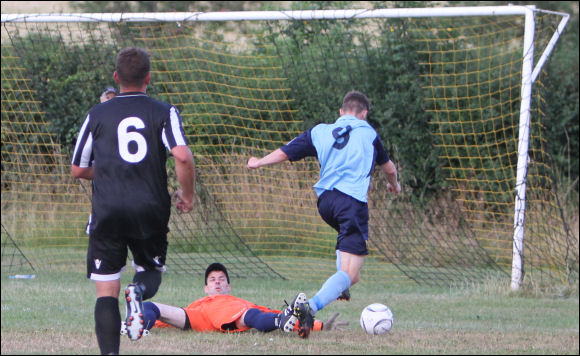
[1,270,578,355]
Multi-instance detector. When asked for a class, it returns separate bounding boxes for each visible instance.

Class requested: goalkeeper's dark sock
[94,296,121,355]
[142,301,160,331]
[243,308,278,332]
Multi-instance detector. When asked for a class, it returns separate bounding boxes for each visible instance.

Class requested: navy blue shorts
[317,189,369,256]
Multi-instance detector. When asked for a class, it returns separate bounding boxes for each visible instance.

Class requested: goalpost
[1,5,576,289]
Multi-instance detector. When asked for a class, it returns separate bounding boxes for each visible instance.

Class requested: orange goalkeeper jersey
[153,294,323,332]
[154,294,280,332]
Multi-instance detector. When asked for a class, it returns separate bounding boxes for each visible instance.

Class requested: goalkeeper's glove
[322,312,349,331]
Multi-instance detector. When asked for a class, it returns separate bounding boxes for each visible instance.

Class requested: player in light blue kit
[247,90,401,338]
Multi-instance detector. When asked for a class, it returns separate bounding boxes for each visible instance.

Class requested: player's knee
[133,270,162,300]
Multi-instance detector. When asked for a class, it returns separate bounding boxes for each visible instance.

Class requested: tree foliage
[72,1,255,13]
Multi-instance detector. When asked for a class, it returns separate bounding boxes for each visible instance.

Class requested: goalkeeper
[99,86,117,103]
[247,90,401,338]
[133,263,347,335]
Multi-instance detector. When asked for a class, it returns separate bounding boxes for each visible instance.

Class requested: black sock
[132,270,162,300]
[243,308,278,332]
[94,296,121,355]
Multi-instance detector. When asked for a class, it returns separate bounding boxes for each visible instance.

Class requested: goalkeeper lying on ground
[123,263,347,337]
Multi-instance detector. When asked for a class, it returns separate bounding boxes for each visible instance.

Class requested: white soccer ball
[360,303,394,335]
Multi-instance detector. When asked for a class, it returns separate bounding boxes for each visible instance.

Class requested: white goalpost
[1,5,572,288]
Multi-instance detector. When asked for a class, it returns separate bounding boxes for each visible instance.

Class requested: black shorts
[86,233,167,281]
[317,189,369,256]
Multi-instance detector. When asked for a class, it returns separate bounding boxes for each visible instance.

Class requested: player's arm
[374,135,400,194]
[247,148,289,169]
[248,130,316,170]
[172,145,195,213]
[71,114,94,180]
[164,106,195,213]
[71,165,94,180]
[380,160,401,194]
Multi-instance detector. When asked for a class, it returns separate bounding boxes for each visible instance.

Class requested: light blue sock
[308,270,351,315]
[336,250,341,271]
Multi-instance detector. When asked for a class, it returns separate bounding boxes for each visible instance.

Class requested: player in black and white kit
[71,47,195,355]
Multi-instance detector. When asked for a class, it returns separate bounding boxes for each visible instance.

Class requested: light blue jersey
[281,115,389,203]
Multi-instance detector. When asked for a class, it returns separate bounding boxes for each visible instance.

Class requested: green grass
[1,271,578,355]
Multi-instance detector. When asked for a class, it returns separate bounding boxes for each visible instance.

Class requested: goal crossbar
[0,6,560,23]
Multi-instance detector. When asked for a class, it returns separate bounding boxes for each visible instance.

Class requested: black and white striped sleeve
[161,106,188,150]
[71,113,94,167]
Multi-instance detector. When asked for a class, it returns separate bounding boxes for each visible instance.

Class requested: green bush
[10,33,119,154]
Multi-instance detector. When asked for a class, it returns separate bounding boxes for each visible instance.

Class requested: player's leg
[293,252,363,339]
[238,308,281,332]
[335,250,350,301]
[307,267,352,315]
[128,235,167,299]
[87,234,128,355]
[95,280,122,354]
[123,302,188,336]
[308,189,368,315]
[240,299,314,334]
[142,302,188,329]
[307,250,366,314]
[125,235,167,340]
[132,269,162,300]
[339,251,365,285]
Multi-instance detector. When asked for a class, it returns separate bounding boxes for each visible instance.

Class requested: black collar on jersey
[117,91,148,97]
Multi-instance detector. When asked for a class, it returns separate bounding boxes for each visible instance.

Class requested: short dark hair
[342,90,371,114]
[115,47,151,87]
[204,263,230,285]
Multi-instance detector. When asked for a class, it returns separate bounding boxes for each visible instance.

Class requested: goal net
[1,6,577,288]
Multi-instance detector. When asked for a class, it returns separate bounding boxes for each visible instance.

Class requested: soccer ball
[360,303,393,335]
